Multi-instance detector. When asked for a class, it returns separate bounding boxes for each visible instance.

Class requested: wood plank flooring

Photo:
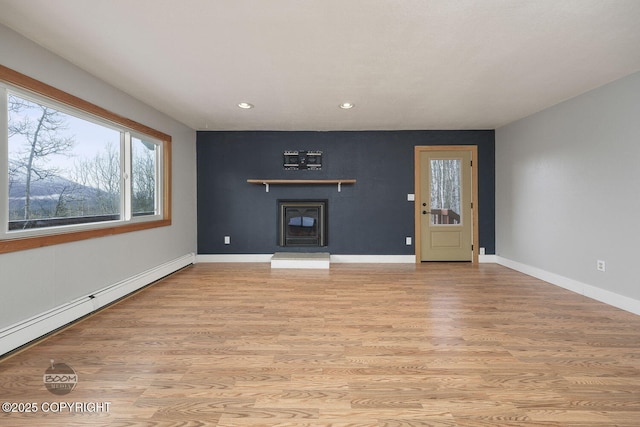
[1,262,639,426]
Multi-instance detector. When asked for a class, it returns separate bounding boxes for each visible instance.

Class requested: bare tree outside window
[1,65,170,253]
[430,159,462,224]
[72,142,121,216]
[131,137,157,216]
[7,93,122,229]
[8,94,74,221]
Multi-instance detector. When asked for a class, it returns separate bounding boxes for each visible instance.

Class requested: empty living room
[1,1,639,426]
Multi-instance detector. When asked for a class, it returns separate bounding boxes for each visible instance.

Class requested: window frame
[0,64,171,254]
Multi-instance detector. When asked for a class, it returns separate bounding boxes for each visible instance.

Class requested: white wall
[0,25,197,336]
[496,71,640,310]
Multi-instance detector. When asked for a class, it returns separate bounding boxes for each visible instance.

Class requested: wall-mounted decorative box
[284,150,322,170]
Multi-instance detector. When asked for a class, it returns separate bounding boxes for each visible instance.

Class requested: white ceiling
[1,0,640,131]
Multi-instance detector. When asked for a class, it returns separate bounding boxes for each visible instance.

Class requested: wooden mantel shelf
[247,179,356,192]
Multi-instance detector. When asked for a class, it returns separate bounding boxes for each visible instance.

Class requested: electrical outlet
[224,236,230,245]
[405,237,412,245]
[596,260,606,272]
[407,193,415,201]
[479,247,485,255]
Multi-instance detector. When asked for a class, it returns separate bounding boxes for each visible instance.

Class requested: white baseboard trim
[330,254,416,263]
[0,253,195,357]
[496,256,640,316]
[196,254,273,263]
[197,254,416,264]
[479,254,498,263]
[198,254,495,264]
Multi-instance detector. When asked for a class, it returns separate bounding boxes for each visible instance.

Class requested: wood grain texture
[1,263,639,426]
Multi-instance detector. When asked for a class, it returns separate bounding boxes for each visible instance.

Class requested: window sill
[0,219,171,254]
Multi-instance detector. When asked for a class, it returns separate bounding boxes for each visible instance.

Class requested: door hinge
[470,160,473,167]
[471,244,474,251]
[471,202,473,209]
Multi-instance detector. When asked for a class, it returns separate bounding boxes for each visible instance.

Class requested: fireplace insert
[278,200,327,247]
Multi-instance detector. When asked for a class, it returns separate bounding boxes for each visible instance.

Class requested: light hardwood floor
[1,262,639,426]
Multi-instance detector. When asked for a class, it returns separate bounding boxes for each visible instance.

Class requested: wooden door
[415,146,477,262]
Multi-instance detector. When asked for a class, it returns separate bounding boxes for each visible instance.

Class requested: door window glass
[430,159,462,225]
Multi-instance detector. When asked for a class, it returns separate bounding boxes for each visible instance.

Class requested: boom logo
[43,360,78,395]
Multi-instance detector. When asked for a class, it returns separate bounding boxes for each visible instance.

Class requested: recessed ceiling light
[238,102,254,109]
[339,102,355,109]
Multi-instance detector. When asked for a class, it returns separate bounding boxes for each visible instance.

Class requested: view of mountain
[8,171,119,221]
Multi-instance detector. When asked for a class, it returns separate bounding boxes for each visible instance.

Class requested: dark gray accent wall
[197,130,494,255]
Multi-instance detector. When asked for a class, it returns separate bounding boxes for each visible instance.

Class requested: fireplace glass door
[278,200,327,247]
